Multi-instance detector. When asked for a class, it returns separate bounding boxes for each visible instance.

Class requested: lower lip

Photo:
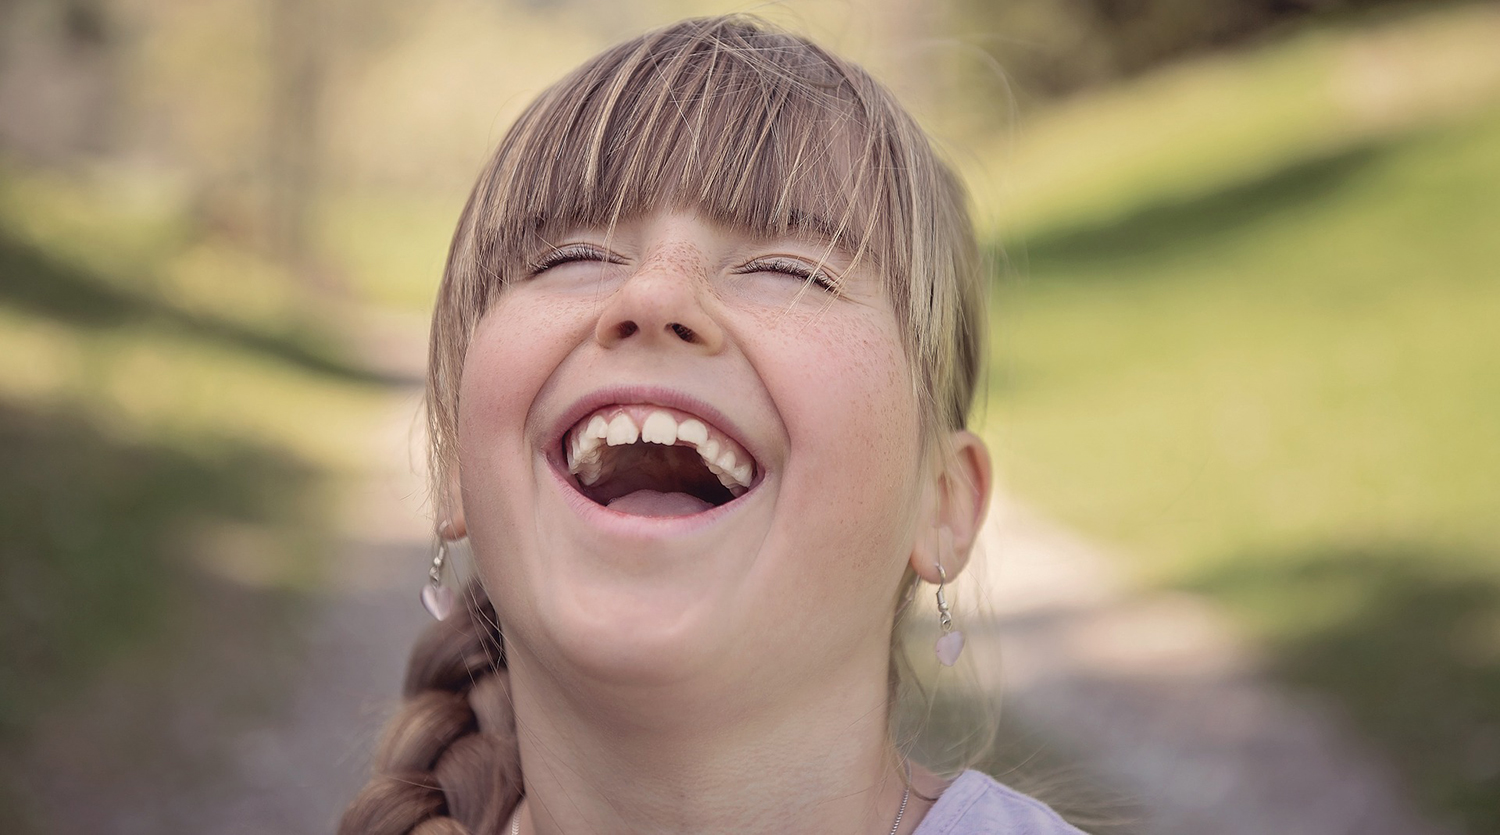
[545,456,755,537]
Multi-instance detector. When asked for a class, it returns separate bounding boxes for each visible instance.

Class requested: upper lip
[545,385,761,469]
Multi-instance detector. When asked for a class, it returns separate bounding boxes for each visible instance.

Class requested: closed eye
[737,256,839,292]
[528,243,621,276]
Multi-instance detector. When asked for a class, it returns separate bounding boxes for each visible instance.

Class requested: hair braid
[340,582,521,835]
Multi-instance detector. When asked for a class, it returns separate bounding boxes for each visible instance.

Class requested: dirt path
[970,496,1452,835]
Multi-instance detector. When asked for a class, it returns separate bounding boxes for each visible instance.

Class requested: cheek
[461,293,585,429]
[456,295,584,509]
[753,305,924,584]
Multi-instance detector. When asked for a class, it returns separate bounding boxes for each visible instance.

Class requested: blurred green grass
[0,163,397,824]
[982,6,1500,829]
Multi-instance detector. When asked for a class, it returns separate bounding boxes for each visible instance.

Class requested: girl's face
[457,209,929,697]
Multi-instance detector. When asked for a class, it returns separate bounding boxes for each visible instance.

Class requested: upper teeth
[566,408,754,496]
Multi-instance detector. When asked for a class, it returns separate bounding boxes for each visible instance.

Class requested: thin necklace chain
[888,780,911,834]
[507,780,912,835]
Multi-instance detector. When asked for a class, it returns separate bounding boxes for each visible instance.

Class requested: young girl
[341,15,1084,835]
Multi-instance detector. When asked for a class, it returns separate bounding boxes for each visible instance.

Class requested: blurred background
[1,0,1497,832]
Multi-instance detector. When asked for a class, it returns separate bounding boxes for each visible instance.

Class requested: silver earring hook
[429,540,448,586]
[935,562,953,633]
[932,550,966,666]
[421,537,456,621]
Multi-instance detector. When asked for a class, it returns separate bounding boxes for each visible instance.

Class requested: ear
[909,429,992,584]
[440,465,467,541]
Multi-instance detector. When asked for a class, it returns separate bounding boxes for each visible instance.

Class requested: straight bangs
[477,20,895,285]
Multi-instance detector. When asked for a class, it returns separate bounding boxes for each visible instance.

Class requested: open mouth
[563,404,757,517]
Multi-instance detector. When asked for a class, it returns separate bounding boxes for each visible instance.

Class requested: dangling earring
[933,531,965,666]
[420,528,457,621]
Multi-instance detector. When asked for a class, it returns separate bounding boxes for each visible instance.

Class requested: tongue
[606,489,714,516]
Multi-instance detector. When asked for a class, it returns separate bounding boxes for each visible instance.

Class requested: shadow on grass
[998,139,1393,272]
[1184,544,1500,832]
[0,398,318,741]
[0,229,413,386]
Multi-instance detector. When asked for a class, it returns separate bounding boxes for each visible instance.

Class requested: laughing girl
[341,15,1084,835]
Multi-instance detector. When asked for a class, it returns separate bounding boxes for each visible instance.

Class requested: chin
[520,579,732,689]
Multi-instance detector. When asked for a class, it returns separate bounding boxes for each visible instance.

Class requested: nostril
[616,322,639,339]
[670,323,695,342]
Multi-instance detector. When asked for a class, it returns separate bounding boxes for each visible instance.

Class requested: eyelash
[529,246,838,292]
[528,244,617,275]
[740,257,838,292]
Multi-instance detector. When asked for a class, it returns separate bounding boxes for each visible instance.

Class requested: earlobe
[911,525,958,586]
[441,467,468,540]
[909,429,992,584]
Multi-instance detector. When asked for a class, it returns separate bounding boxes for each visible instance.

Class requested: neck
[505,644,920,835]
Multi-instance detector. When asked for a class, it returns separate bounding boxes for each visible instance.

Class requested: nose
[594,245,726,354]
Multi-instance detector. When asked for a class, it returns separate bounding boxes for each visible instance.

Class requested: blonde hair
[343,15,987,834]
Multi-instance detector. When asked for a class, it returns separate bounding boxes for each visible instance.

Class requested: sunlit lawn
[981,6,1500,829]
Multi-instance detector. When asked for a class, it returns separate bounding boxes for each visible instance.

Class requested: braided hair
[339,583,520,834]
